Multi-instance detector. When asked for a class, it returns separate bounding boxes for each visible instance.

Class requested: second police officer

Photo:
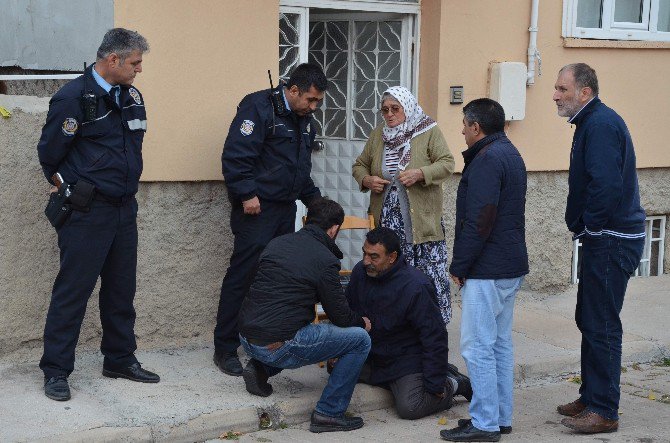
[214,63,328,375]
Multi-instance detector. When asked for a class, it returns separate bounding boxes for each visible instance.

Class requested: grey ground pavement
[1,276,668,443]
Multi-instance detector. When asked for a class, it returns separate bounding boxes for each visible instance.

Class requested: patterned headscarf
[381,86,436,151]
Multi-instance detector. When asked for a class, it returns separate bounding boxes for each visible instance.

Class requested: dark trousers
[359,365,453,420]
[576,235,644,420]
[214,200,296,355]
[40,199,139,378]
[390,372,454,420]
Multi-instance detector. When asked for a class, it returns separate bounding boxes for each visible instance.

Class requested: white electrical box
[489,62,527,121]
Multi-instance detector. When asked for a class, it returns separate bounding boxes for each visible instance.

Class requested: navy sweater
[565,97,645,238]
[450,132,529,280]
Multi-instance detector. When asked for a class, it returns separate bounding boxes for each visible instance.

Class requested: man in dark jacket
[238,197,371,433]
[215,63,326,376]
[553,63,645,435]
[345,227,472,420]
[441,98,528,442]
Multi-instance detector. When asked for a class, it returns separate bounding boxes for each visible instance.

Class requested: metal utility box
[489,62,527,121]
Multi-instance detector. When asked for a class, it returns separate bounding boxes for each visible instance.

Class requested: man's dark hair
[365,227,401,256]
[286,63,328,93]
[97,28,149,62]
[305,197,344,230]
[559,63,599,96]
[462,98,506,135]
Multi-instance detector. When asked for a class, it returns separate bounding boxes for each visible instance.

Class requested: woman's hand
[398,168,424,187]
[363,175,390,193]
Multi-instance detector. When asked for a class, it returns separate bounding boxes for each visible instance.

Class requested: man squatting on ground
[237,197,373,433]
[553,63,645,435]
[214,64,327,376]
[37,28,158,402]
[344,227,473,420]
[441,98,528,442]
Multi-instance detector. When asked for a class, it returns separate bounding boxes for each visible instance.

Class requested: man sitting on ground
[344,227,472,420]
[238,197,372,433]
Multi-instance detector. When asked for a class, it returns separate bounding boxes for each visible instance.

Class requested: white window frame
[563,0,670,42]
[571,215,667,284]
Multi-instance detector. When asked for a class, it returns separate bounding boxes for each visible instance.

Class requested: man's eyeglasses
[379,105,402,115]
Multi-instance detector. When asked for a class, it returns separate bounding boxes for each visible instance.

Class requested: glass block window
[309,19,402,141]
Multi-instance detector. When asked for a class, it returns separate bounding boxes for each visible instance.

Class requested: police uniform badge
[61,118,78,136]
[129,87,142,105]
[240,119,255,136]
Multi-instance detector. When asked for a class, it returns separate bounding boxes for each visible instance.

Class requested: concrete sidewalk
[1,276,668,442]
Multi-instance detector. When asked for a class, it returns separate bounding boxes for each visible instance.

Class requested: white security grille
[279,12,302,80]
[308,19,402,141]
[571,216,667,284]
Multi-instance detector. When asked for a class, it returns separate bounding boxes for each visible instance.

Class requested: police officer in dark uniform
[37,28,159,401]
[214,63,327,375]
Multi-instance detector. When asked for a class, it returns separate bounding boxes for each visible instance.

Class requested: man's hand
[362,316,372,332]
[242,196,261,215]
[450,274,465,288]
[433,390,446,399]
[362,175,390,194]
[398,168,424,187]
[49,186,58,194]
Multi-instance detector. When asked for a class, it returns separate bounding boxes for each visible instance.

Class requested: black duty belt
[94,192,133,206]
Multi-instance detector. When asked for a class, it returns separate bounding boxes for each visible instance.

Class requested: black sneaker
[44,375,71,401]
[309,410,364,433]
[242,359,273,397]
[458,419,511,435]
[447,363,473,401]
[213,351,243,376]
[440,422,500,442]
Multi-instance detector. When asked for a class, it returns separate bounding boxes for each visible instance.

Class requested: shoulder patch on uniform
[61,118,78,136]
[129,87,142,105]
[240,119,255,136]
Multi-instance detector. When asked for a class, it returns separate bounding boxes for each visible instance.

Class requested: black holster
[44,190,71,229]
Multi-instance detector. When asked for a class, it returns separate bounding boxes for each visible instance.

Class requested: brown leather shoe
[561,410,618,434]
[557,399,586,417]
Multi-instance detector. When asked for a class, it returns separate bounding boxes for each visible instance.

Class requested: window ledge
[564,38,670,49]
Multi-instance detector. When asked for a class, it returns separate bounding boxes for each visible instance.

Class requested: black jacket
[450,132,529,280]
[345,259,448,395]
[565,97,645,239]
[222,86,321,205]
[37,64,146,198]
[238,225,365,343]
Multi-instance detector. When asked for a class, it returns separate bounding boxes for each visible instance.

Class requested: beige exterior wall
[114,0,278,181]
[114,0,670,179]
[429,0,670,171]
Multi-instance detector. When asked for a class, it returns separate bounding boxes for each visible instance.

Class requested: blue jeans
[577,235,644,420]
[460,277,524,432]
[240,323,371,417]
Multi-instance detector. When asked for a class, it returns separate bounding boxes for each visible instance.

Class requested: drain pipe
[527,0,541,85]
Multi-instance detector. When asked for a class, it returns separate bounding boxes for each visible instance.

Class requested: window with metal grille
[571,215,667,284]
[308,19,402,141]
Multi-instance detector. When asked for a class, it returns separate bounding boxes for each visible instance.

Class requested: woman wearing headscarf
[353,86,455,324]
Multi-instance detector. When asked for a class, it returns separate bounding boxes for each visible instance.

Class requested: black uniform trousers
[214,200,296,355]
[40,198,139,378]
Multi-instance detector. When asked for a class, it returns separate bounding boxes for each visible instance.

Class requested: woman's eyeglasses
[379,105,402,115]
